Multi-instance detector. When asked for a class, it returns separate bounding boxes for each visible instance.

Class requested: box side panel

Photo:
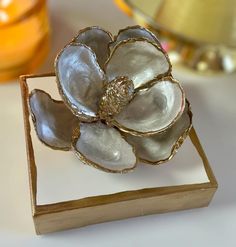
[34,186,216,234]
[21,75,217,235]
[20,76,37,214]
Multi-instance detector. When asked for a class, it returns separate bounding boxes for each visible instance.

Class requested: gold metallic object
[20,73,217,234]
[98,76,134,121]
[115,0,236,74]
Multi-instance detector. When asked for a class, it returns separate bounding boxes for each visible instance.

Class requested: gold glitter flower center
[98,76,134,120]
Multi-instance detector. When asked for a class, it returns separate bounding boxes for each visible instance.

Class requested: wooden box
[20,74,217,235]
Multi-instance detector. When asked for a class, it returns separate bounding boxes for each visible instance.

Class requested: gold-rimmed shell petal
[29,89,79,151]
[105,38,171,89]
[110,25,161,49]
[72,121,137,173]
[111,77,185,136]
[55,43,106,122]
[73,26,113,68]
[124,100,192,164]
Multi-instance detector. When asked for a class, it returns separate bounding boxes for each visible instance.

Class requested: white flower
[29,26,192,173]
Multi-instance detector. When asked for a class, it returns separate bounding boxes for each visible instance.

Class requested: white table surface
[0,0,236,246]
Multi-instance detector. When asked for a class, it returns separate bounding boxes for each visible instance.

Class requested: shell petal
[110,25,161,49]
[73,26,113,68]
[112,77,185,136]
[55,43,106,121]
[29,89,79,150]
[124,100,192,164]
[72,121,137,173]
[105,38,171,89]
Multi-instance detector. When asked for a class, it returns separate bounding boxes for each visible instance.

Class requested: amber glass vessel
[0,0,50,82]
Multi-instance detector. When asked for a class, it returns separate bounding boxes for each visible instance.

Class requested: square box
[20,74,217,234]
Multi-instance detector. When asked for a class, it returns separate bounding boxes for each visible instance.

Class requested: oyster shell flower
[29,26,192,173]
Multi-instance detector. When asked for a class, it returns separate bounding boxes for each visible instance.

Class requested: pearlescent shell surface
[105,39,170,89]
[125,101,192,163]
[74,121,137,172]
[55,44,106,120]
[74,27,112,67]
[111,26,161,49]
[29,90,79,150]
[114,78,185,135]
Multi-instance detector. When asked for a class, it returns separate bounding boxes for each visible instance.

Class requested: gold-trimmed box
[20,73,218,235]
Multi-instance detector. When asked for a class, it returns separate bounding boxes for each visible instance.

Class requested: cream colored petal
[73,26,112,67]
[112,77,185,136]
[105,39,171,89]
[55,43,106,121]
[29,89,79,150]
[110,25,161,49]
[124,101,192,164]
[72,121,137,173]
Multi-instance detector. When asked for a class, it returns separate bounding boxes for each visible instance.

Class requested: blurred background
[1,0,236,81]
[0,0,236,246]
[115,0,236,74]
[0,0,136,81]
